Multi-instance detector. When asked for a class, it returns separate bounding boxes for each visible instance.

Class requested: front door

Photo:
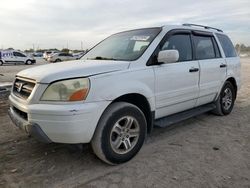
[154,32,200,119]
[13,52,26,63]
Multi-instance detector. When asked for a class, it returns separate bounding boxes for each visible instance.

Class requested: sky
[0,0,249,50]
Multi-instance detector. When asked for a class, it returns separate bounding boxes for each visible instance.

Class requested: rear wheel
[91,102,147,165]
[212,81,236,115]
[0,60,3,66]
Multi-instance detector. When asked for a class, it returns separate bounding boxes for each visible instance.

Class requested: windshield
[81,28,161,61]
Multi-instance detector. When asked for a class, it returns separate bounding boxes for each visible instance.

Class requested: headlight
[41,78,90,101]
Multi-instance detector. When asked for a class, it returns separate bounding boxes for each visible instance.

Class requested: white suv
[8,24,240,165]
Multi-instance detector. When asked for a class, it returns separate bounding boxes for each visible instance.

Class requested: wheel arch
[110,93,155,134]
[226,77,237,99]
[26,59,32,64]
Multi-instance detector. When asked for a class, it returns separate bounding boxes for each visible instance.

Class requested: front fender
[87,68,156,111]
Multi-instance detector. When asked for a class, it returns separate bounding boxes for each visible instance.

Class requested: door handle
[220,64,227,68]
[189,68,199,72]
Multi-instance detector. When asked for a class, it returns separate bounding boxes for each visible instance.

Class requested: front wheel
[212,81,236,116]
[26,60,32,65]
[91,102,147,165]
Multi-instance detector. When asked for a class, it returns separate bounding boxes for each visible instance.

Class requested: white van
[0,50,36,65]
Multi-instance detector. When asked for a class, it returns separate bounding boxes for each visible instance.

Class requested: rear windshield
[216,33,237,57]
[81,28,161,61]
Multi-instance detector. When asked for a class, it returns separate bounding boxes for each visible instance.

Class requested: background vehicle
[47,52,77,62]
[43,51,59,60]
[8,24,240,165]
[30,52,44,61]
[73,52,85,59]
[0,50,36,65]
[32,52,43,58]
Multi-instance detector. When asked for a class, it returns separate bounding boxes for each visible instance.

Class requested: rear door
[192,31,226,106]
[154,30,200,118]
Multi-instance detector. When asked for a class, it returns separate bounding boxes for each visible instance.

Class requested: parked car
[43,51,59,60]
[8,24,240,165]
[47,52,77,62]
[32,52,43,58]
[0,50,36,65]
[73,52,85,59]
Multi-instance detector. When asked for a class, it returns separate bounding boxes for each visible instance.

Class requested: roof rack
[182,23,223,32]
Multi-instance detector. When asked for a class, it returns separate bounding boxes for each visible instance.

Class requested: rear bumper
[47,58,56,62]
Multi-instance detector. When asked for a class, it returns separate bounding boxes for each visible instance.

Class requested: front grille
[12,106,28,120]
[13,77,36,100]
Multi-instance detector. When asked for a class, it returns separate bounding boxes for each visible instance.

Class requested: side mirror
[157,50,179,64]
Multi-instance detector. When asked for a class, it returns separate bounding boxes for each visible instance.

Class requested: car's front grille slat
[13,77,36,100]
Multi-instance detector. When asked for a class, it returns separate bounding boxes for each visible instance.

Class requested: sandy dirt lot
[0,59,249,188]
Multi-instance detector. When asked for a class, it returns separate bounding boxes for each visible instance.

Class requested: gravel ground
[0,58,249,188]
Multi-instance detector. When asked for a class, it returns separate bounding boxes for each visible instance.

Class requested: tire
[212,81,236,116]
[0,61,3,66]
[55,59,61,63]
[26,60,32,65]
[91,102,147,165]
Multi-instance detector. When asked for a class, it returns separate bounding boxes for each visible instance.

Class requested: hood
[17,60,130,83]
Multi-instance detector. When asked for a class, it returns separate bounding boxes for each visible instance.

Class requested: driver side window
[161,34,192,62]
[13,52,26,57]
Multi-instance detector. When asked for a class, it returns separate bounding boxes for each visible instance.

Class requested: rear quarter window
[216,33,237,57]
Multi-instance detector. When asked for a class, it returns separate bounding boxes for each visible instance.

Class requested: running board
[154,103,216,128]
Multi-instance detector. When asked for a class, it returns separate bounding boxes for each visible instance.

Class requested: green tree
[61,48,70,53]
[24,48,34,53]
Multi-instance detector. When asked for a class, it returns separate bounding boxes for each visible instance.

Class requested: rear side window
[161,34,192,62]
[216,34,237,57]
[193,36,216,60]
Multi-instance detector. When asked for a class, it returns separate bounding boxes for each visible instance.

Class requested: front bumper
[8,94,109,143]
[8,108,52,143]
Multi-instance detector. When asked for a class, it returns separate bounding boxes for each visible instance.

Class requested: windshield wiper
[87,56,118,60]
